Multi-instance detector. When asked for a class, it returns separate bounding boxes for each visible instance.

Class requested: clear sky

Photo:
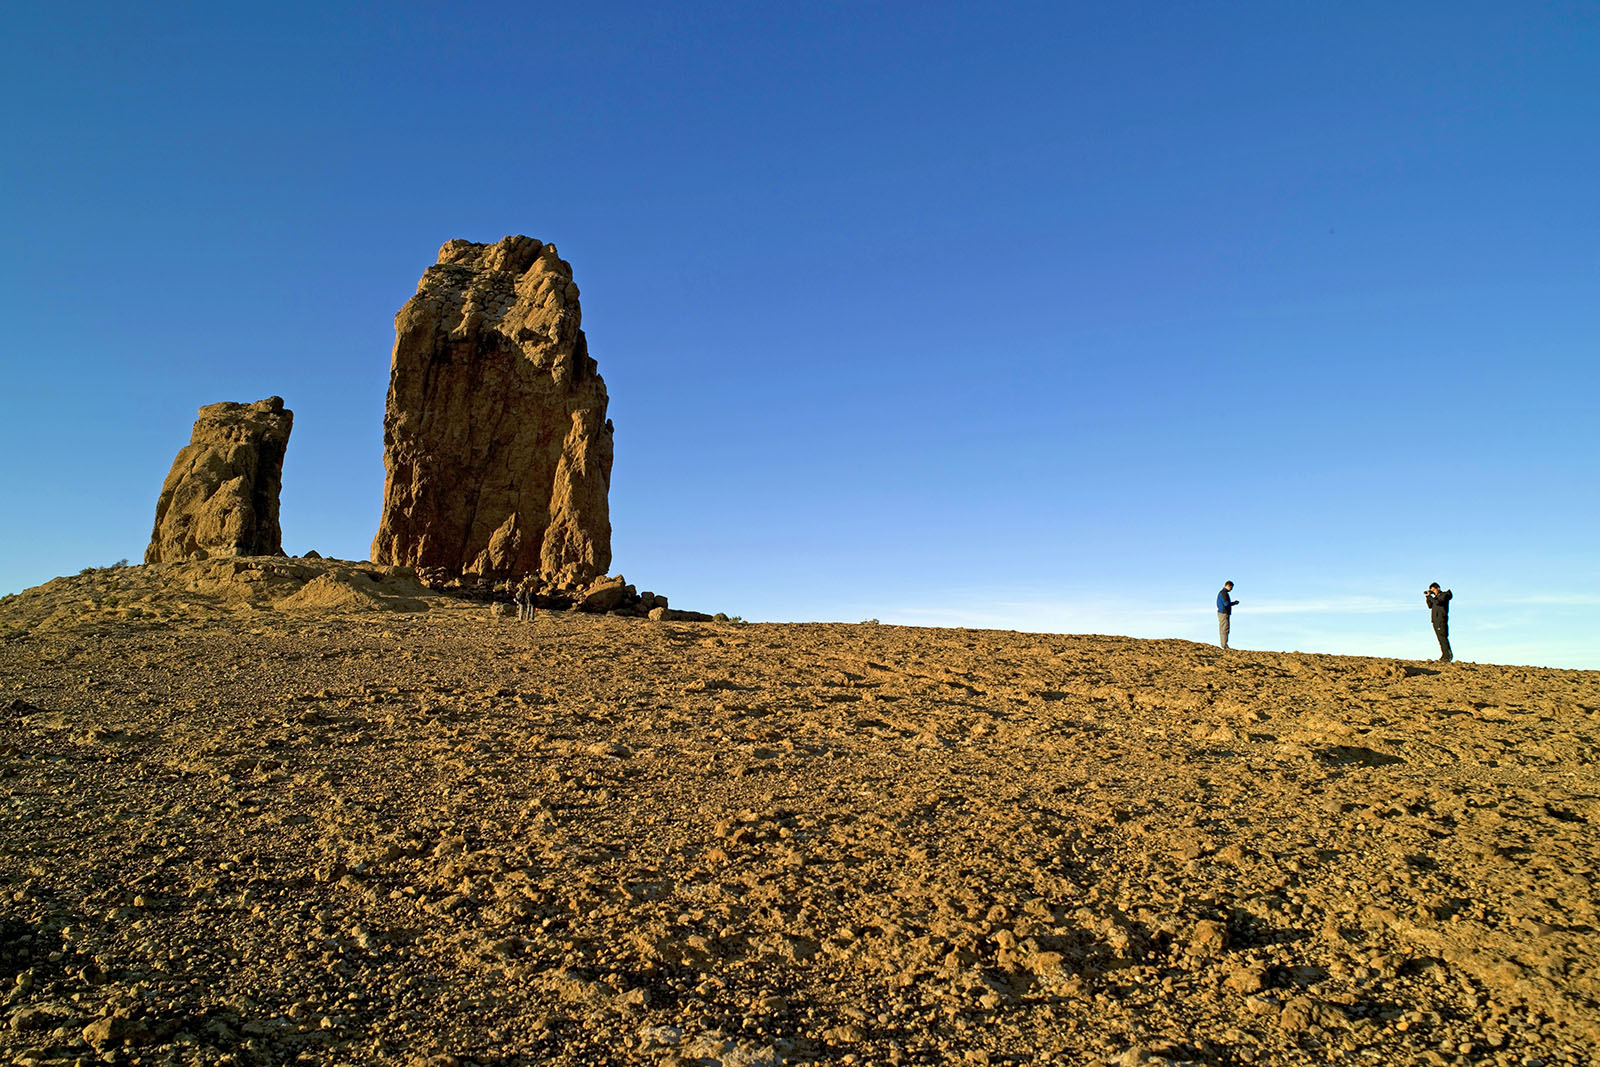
[3,2,1597,668]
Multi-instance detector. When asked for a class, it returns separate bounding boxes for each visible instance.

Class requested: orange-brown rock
[144,397,293,563]
[371,236,614,587]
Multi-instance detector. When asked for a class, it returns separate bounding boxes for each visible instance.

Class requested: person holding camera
[1216,581,1239,649]
[1425,583,1453,662]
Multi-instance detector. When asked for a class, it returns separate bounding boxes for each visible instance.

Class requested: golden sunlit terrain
[3,561,1597,1066]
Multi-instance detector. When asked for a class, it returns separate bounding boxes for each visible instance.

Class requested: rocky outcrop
[411,568,694,618]
[371,236,614,587]
[145,397,293,563]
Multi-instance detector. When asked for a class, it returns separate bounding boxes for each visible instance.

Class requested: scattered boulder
[1277,995,1349,1034]
[145,397,293,563]
[579,576,631,613]
[1224,964,1270,994]
[649,605,716,623]
[1188,919,1229,957]
[372,236,614,587]
[568,576,714,618]
[10,1002,73,1032]
[81,1013,155,1049]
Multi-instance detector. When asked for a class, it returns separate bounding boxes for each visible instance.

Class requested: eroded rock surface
[145,397,293,563]
[372,236,614,587]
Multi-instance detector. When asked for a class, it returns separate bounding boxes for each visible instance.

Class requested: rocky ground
[2,562,1597,1066]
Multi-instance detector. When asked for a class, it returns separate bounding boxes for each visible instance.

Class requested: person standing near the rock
[1425,582,1453,662]
[516,574,538,622]
[1216,581,1239,649]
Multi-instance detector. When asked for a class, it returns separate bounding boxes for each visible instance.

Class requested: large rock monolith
[145,397,293,563]
[371,236,614,587]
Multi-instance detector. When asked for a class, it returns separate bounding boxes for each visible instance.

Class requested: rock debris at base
[1,574,1597,1066]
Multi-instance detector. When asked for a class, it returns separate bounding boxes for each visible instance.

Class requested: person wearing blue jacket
[1216,581,1239,649]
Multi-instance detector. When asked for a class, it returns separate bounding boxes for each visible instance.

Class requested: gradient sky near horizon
[3,2,1597,668]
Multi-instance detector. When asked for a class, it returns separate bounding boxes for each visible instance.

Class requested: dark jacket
[1426,589,1452,625]
[1217,589,1238,614]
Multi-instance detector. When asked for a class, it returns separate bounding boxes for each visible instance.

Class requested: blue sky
[3,2,1596,667]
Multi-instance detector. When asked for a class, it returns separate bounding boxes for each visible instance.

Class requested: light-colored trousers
[1218,612,1231,648]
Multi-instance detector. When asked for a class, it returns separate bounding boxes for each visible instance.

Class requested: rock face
[145,397,293,564]
[372,236,614,587]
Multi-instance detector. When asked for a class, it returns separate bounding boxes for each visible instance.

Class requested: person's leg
[1218,612,1230,649]
[1435,622,1452,662]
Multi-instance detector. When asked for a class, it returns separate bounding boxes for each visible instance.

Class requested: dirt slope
[2,582,1597,1066]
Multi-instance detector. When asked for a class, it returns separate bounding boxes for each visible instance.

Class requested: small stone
[639,1025,682,1047]
[1224,965,1269,994]
[1190,919,1229,956]
[9,1005,61,1032]
[81,1015,152,1049]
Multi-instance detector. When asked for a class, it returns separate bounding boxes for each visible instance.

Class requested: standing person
[1425,582,1453,662]
[1216,581,1239,649]
[516,574,539,622]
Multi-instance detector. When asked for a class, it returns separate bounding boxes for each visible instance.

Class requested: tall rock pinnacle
[146,397,293,563]
[371,236,614,586]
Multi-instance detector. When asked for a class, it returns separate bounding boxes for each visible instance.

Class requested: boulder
[145,397,293,563]
[647,606,715,623]
[371,236,614,587]
[81,1013,156,1049]
[579,576,630,613]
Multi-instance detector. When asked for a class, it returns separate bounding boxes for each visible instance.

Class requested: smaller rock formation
[146,397,293,564]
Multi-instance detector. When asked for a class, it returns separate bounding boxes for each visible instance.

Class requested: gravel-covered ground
[2,564,1597,1066]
